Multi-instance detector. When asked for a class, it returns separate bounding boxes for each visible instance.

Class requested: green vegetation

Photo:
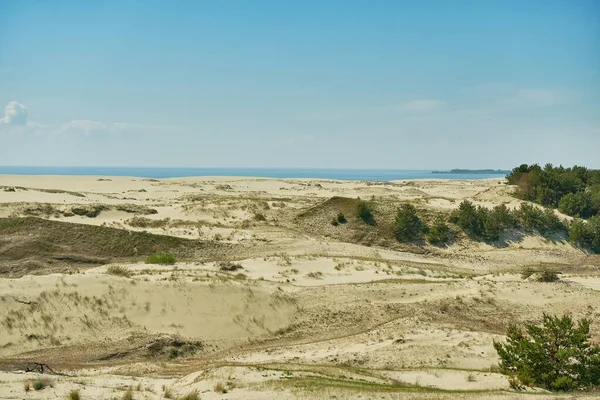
[569,216,600,253]
[127,216,170,228]
[494,314,600,391]
[506,164,600,218]
[145,253,177,265]
[336,212,347,224]
[393,204,427,242]
[426,218,453,245]
[521,266,559,282]
[356,200,375,225]
[513,203,564,234]
[32,379,53,391]
[69,390,81,400]
[450,200,565,241]
[147,335,203,360]
[71,205,109,218]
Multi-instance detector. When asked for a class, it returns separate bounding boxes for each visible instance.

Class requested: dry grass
[106,265,132,277]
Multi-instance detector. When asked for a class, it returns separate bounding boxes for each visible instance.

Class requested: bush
[493,314,600,391]
[394,204,428,242]
[355,200,375,225]
[32,379,52,391]
[336,212,347,224]
[514,203,565,235]
[569,216,600,253]
[538,268,559,282]
[558,192,595,218]
[450,200,481,238]
[450,200,506,241]
[427,218,452,245]
[145,253,177,265]
[69,390,81,400]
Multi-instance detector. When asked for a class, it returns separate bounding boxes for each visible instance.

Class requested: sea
[0,167,507,181]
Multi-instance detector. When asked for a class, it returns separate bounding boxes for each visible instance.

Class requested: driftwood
[7,296,38,306]
[23,362,67,376]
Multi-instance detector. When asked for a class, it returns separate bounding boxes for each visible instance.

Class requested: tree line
[506,164,600,219]
[384,200,599,253]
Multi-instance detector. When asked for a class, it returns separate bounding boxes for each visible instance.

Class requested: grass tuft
[145,253,177,265]
[106,265,132,277]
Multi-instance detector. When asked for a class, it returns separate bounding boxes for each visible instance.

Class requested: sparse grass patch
[306,271,323,279]
[122,387,134,400]
[106,265,132,277]
[127,216,170,228]
[213,382,227,393]
[180,389,200,400]
[33,378,53,390]
[69,389,81,400]
[145,253,176,265]
[253,212,267,222]
[218,261,243,271]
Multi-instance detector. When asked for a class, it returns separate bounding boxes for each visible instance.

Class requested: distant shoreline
[0,167,509,181]
[432,169,510,175]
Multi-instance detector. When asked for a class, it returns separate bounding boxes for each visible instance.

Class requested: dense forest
[506,164,600,218]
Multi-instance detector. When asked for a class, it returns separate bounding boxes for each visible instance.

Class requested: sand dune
[0,175,598,399]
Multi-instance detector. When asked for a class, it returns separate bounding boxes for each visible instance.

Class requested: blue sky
[1,0,599,168]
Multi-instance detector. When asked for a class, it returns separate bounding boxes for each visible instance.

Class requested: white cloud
[0,101,28,126]
[399,100,445,112]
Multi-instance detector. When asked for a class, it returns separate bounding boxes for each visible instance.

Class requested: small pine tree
[394,204,428,242]
[493,314,600,391]
[356,200,375,225]
[427,218,452,245]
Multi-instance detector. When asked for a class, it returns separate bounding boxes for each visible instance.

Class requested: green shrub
[355,200,375,225]
[558,192,595,218]
[394,204,428,242]
[569,216,600,253]
[427,219,452,245]
[450,200,483,238]
[538,268,559,282]
[69,390,81,400]
[336,212,347,224]
[32,379,52,391]
[514,203,565,235]
[145,253,176,265]
[493,314,600,391]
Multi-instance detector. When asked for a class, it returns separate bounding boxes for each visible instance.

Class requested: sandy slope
[0,175,599,399]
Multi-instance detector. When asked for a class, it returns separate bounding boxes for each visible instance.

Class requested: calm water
[0,166,507,181]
